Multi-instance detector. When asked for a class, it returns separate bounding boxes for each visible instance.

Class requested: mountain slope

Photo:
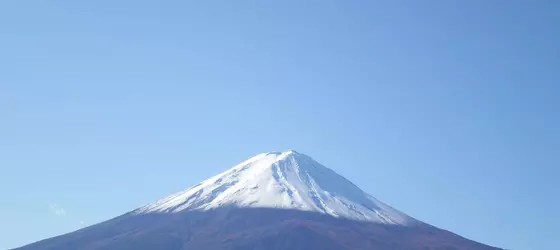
[136,150,413,225]
[14,150,502,250]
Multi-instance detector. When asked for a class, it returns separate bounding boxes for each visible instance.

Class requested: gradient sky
[1,1,558,249]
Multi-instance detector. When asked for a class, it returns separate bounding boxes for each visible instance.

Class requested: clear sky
[1,1,558,249]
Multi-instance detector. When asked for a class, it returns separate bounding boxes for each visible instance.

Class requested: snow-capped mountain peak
[16,150,500,250]
[136,150,414,225]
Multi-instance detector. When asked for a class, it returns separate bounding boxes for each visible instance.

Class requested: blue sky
[1,1,558,249]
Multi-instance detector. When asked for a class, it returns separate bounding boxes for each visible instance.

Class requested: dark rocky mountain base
[15,206,501,250]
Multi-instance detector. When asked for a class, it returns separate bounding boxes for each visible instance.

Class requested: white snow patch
[135,150,414,226]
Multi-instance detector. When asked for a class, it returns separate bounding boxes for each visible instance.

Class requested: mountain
[14,150,501,250]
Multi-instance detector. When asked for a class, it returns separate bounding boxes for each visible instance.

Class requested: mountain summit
[136,150,413,225]
[14,151,501,250]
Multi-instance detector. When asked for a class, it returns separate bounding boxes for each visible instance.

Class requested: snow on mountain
[135,150,414,225]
